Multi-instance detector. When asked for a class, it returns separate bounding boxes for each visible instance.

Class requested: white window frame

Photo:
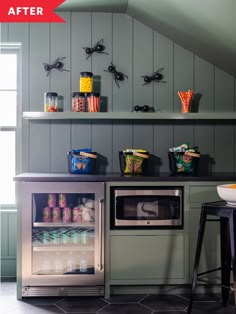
[0,43,22,211]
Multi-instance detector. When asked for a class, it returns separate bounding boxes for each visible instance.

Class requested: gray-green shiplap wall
[2,12,236,174]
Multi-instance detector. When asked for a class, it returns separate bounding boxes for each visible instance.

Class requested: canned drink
[63,207,71,223]
[48,193,56,207]
[59,193,67,208]
[42,207,51,222]
[52,207,61,223]
[72,207,82,222]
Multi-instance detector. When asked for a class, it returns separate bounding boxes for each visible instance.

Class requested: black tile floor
[0,281,235,314]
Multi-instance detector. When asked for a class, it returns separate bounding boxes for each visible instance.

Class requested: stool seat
[187,201,236,314]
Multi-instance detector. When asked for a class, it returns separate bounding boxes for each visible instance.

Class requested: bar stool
[187,201,236,314]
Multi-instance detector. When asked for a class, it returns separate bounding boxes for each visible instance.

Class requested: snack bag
[68,148,97,174]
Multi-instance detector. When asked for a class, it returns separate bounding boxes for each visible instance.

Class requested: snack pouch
[123,149,148,174]
[174,152,193,173]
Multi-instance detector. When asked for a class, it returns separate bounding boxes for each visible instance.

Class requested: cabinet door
[110,235,184,281]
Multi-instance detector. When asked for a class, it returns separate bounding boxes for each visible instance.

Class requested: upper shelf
[22,111,236,120]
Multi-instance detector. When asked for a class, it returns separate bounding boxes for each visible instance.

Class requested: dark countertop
[14,172,236,182]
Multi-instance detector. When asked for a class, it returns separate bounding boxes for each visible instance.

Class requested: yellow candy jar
[80,72,93,93]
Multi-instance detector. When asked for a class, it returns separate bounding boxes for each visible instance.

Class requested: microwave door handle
[98,197,103,271]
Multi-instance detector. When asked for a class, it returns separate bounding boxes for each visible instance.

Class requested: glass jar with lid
[86,92,100,112]
[80,72,93,93]
[72,92,85,112]
[44,92,58,112]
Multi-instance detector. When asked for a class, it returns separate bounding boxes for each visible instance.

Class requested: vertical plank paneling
[1,213,8,256]
[92,13,113,111]
[71,121,92,149]
[71,12,92,152]
[112,121,133,173]
[71,12,92,91]
[194,57,214,112]
[91,13,113,173]
[112,13,133,172]
[214,123,235,172]
[133,19,153,107]
[194,122,214,175]
[8,212,17,257]
[9,23,30,172]
[50,12,71,172]
[154,32,174,112]
[174,44,194,112]
[92,121,113,173]
[154,122,174,173]
[1,24,9,41]
[153,32,174,173]
[112,13,133,112]
[29,24,50,172]
[173,121,194,147]
[215,68,234,112]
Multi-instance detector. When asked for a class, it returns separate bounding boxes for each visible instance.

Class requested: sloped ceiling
[58,0,236,77]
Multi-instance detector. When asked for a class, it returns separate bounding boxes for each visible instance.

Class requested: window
[0,45,20,208]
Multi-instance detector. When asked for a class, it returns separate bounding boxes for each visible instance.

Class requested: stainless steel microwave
[110,186,183,228]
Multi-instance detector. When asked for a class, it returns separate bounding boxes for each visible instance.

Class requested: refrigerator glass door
[20,182,104,288]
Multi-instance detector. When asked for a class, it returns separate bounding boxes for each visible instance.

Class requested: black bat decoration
[141,67,166,85]
[43,57,70,76]
[104,62,128,88]
[83,38,109,59]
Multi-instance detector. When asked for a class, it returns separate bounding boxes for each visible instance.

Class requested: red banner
[0,0,65,22]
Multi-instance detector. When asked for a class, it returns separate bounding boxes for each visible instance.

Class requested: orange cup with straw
[178,90,194,113]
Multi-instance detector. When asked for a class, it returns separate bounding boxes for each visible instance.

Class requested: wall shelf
[22,111,236,120]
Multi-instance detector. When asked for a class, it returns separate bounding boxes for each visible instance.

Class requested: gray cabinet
[0,211,17,278]
[110,233,185,283]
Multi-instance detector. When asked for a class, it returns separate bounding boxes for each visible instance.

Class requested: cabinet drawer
[110,235,184,280]
[189,186,221,204]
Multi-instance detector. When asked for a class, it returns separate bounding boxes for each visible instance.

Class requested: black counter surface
[14,172,236,182]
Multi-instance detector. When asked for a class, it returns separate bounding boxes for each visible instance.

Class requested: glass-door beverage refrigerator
[16,180,104,299]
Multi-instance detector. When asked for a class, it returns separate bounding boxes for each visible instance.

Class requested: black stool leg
[187,207,207,314]
[229,212,236,306]
[220,217,231,306]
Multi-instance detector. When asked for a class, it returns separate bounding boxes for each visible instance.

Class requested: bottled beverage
[79,252,88,273]
[81,230,87,246]
[54,252,63,273]
[67,252,77,272]
[41,252,51,274]
[42,230,50,245]
[51,230,59,245]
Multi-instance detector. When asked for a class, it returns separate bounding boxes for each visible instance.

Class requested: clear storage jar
[86,92,100,112]
[80,72,93,93]
[44,92,58,112]
[72,92,85,112]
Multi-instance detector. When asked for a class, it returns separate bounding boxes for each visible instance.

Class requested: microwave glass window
[116,196,180,220]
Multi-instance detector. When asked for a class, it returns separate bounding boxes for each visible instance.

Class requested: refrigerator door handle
[98,197,103,271]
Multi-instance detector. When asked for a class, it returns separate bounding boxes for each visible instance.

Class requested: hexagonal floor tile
[103,294,147,303]
[190,301,235,314]
[99,303,152,314]
[140,294,189,311]
[56,296,107,313]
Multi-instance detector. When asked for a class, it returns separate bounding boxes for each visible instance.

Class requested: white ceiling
[58,0,236,77]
